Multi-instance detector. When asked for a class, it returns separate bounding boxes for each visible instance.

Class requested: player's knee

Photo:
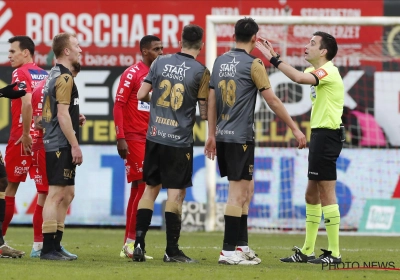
[0,177,8,192]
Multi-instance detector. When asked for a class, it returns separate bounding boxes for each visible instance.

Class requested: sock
[237,214,248,246]
[134,206,153,251]
[33,242,43,251]
[125,238,135,244]
[223,205,242,252]
[2,196,15,236]
[165,211,181,256]
[33,204,43,243]
[222,250,234,257]
[54,223,65,252]
[0,192,5,245]
[127,183,145,241]
[124,187,138,243]
[322,204,341,257]
[301,203,322,255]
[42,220,57,255]
[237,246,250,252]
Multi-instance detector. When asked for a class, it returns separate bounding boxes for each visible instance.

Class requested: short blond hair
[52,32,76,58]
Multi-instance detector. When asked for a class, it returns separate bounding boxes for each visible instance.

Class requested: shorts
[5,141,32,182]
[143,140,193,189]
[125,140,145,183]
[0,151,6,179]
[216,141,254,181]
[46,148,76,186]
[29,149,49,193]
[308,128,343,181]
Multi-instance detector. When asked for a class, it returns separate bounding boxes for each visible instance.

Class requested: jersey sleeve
[12,68,33,94]
[251,59,271,91]
[197,68,210,100]
[115,68,137,104]
[311,67,329,86]
[55,74,73,105]
[209,57,220,89]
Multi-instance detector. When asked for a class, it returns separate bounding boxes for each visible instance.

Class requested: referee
[257,32,344,264]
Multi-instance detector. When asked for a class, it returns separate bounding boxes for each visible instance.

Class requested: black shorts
[0,151,6,179]
[143,140,193,189]
[216,141,254,181]
[308,128,343,181]
[46,148,76,186]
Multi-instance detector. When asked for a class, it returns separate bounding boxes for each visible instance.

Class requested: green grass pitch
[2,227,400,280]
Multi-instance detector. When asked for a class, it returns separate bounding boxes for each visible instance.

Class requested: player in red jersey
[2,36,48,246]
[29,62,84,259]
[0,83,26,258]
[113,35,163,259]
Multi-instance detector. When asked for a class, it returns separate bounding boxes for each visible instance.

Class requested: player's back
[146,53,209,147]
[211,48,266,144]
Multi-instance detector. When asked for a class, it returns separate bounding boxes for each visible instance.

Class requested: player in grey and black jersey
[133,24,210,263]
[40,32,82,261]
[205,17,306,265]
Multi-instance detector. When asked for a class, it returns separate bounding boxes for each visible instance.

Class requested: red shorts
[5,141,32,183]
[125,140,145,183]
[29,148,49,193]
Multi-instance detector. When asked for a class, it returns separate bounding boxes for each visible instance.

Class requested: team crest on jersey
[219,57,240,77]
[313,68,328,79]
[162,62,191,80]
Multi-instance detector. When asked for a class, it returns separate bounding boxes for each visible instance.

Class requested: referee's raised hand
[0,82,26,99]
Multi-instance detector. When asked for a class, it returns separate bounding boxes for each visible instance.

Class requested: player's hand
[117,138,128,159]
[292,128,307,149]
[79,113,86,126]
[256,38,277,61]
[22,134,32,155]
[15,134,32,154]
[204,137,216,160]
[0,82,26,99]
[71,145,83,166]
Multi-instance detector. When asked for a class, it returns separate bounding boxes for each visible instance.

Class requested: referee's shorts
[308,128,343,181]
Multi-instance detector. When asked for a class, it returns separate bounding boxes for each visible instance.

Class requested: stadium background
[0,0,399,232]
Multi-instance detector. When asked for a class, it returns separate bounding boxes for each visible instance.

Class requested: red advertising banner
[0,0,383,66]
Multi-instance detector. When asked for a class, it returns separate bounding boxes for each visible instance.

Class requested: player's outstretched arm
[256,40,317,85]
[0,82,26,99]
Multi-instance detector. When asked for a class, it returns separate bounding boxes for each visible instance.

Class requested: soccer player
[204,17,306,265]
[113,35,163,259]
[133,24,210,263]
[40,32,82,261]
[257,32,344,264]
[0,83,26,258]
[2,36,48,242]
[29,63,83,259]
